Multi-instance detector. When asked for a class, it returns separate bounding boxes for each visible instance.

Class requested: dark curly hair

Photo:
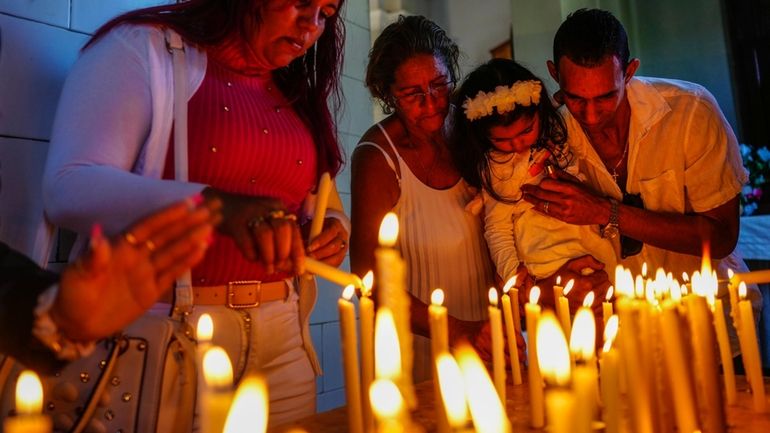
[366,15,460,114]
[86,0,345,180]
[448,58,568,204]
[553,8,630,69]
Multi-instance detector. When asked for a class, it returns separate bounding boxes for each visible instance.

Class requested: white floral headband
[462,80,542,121]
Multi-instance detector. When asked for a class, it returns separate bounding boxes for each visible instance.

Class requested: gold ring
[267,210,285,220]
[145,240,156,251]
[284,214,297,222]
[123,232,138,246]
[247,216,264,229]
[543,201,550,214]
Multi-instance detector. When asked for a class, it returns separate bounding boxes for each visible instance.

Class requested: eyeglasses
[394,80,455,106]
[621,192,644,258]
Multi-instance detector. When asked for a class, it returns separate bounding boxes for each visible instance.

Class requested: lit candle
[3,370,51,433]
[569,293,598,433]
[375,213,414,407]
[659,299,699,433]
[558,279,574,337]
[429,288,450,433]
[436,353,470,429]
[456,344,512,433]
[308,172,332,241]
[727,268,742,330]
[525,286,544,428]
[369,379,409,433]
[600,316,620,433]
[501,277,523,385]
[375,307,401,381]
[487,288,507,404]
[536,312,574,433]
[737,282,767,412]
[731,269,770,285]
[223,375,268,433]
[201,346,234,433]
[615,296,654,433]
[360,271,376,433]
[684,275,727,430]
[304,257,363,288]
[553,275,563,320]
[603,286,614,327]
[338,285,364,433]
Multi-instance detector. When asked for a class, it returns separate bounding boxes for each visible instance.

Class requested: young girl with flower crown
[449,58,617,288]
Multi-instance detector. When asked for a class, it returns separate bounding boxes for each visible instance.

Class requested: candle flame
[374,307,401,380]
[369,379,404,419]
[342,284,356,301]
[223,376,268,433]
[529,286,541,305]
[503,276,517,294]
[556,275,562,286]
[15,370,43,415]
[583,291,595,308]
[670,283,682,302]
[456,344,510,433]
[536,312,571,386]
[436,353,470,427]
[488,288,498,307]
[739,282,747,300]
[605,286,614,301]
[641,262,648,277]
[681,284,689,296]
[563,279,575,296]
[727,268,734,279]
[203,346,234,389]
[602,315,619,353]
[570,308,596,361]
[197,313,213,343]
[682,272,690,282]
[378,213,399,247]
[431,288,445,306]
[362,270,374,297]
[635,275,645,299]
[701,242,712,275]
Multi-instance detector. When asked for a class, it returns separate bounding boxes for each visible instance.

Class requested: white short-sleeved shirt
[564,77,749,282]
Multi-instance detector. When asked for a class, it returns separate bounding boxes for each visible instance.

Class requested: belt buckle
[227,280,261,309]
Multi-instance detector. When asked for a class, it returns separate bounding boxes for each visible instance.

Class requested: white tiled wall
[0,0,373,412]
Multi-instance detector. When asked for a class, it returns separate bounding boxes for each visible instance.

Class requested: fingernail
[90,223,103,249]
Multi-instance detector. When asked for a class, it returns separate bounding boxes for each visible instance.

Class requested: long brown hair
[87,0,345,179]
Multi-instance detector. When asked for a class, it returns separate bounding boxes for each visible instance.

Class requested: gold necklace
[610,140,630,185]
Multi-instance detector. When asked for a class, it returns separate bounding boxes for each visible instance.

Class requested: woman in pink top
[43,0,348,427]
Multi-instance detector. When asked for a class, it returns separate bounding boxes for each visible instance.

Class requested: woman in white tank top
[350,16,508,380]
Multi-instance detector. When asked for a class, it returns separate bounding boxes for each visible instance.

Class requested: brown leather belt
[192,280,290,308]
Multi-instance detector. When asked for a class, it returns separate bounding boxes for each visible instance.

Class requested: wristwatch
[601,198,620,239]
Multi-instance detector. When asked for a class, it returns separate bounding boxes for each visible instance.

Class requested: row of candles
[4,203,770,432]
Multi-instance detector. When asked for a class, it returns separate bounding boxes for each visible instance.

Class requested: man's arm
[521,174,740,259]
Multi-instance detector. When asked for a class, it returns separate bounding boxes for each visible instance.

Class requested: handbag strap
[165,28,194,317]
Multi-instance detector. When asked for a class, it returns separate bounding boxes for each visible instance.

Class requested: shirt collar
[626,77,671,144]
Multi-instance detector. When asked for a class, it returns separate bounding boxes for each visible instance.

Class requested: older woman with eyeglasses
[350,15,516,379]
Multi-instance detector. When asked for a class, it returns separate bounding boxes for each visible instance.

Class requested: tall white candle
[525,286,544,428]
[429,288,451,433]
[659,300,699,433]
[558,280,574,337]
[436,353,470,429]
[737,282,767,412]
[338,285,364,433]
[308,172,332,241]
[359,271,376,433]
[603,286,614,327]
[488,288,506,404]
[600,316,620,433]
[456,344,512,433]
[223,376,268,433]
[570,293,598,433]
[501,278,523,385]
[537,312,574,433]
[201,347,234,433]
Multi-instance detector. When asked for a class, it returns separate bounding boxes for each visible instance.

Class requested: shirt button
[223,106,230,112]
[263,128,269,134]
[297,159,303,165]
[249,178,257,184]
[210,146,218,153]
[226,82,232,87]
[275,107,281,113]
[267,86,273,91]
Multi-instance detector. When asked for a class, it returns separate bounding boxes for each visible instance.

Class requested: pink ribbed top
[164,59,317,285]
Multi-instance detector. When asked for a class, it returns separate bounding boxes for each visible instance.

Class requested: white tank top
[359,124,496,321]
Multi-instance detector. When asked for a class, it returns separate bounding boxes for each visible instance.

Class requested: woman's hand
[202,187,305,275]
[53,197,220,341]
[305,217,349,268]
